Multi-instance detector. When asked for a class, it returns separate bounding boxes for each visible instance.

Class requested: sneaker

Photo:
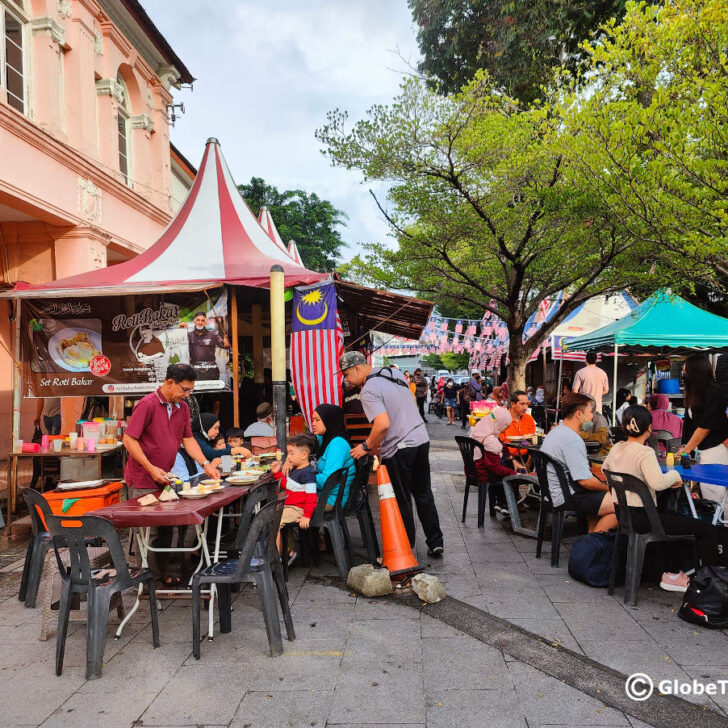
[427,545,444,558]
[660,571,689,593]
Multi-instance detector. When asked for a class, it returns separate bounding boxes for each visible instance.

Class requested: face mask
[581,421,594,432]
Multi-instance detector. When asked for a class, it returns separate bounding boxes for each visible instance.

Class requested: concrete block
[347,564,393,597]
[412,573,446,603]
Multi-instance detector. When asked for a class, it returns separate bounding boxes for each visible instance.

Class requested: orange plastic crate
[43,481,123,518]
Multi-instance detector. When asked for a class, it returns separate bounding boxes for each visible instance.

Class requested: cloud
[140,0,420,262]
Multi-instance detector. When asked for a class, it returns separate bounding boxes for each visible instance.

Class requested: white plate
[179,490,211,499]
[226,475,258,485]
[47,327,103,372]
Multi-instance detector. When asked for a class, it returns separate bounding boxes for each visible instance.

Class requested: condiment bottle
[665,452,674,468]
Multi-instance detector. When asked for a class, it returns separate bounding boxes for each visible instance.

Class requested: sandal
[159,574,182,587]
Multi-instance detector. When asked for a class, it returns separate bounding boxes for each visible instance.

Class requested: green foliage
[421,353,444,369]
[238,177,348,272]
[408,0,626,103]
[440,352,470,371]
[554,0,728,291]
[317,74,658,386]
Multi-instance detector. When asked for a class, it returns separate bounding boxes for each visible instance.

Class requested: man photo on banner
[188,311,229,381]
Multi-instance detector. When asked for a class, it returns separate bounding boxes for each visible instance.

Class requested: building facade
[0,0,193,447]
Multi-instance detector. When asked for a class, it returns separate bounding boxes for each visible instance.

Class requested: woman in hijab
[311,404,355,509]
[488,385,506,407]
[471,406,517,482]
[193,412,251,461]
[647,394,683,440]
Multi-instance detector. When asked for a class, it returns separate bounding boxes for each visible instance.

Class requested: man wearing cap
[243,402,275,438]
[411,368,429,422]
[340,352,444,557]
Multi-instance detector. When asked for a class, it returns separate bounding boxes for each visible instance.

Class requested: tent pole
[252,304,264,384]
[556,349,564,412]
[231,287,240,427]
[269,266,287,451]
[612,343,619,426]
[7,301,21,536]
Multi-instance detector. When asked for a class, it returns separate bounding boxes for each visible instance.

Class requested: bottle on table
[665,452,675,468]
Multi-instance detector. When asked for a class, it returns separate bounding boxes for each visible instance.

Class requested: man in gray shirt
[340,352,443,556]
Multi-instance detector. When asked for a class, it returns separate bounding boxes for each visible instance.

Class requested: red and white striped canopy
[257,206,289,256]
[11,138,326,297]
[287,240,304,266]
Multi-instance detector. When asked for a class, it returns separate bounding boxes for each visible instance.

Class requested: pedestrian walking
[412,367,429,422]
[339,352,444,556]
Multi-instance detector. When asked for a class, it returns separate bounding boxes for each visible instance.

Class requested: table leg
[115,527,149,638]
[684,483,699,520]
[712,490,728,526]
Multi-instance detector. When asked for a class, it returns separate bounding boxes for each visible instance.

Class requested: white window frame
[0,0,29,116]
[116,73,133,187]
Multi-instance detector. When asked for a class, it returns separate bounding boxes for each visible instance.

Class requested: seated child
[270,433,318,561]
[212,434,226,450]
[225,427,245,448]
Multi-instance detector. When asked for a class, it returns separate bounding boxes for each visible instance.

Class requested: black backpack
[568,531,615,588]
[678,566,728,629]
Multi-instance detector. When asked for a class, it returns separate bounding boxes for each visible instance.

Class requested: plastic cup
[41,434,50,453]
[86,438,96,453]
[69,432,78,448]
[76,437,85,451]
[182,481,191,491]
[52,439,63,452]
[531,435,539,445]
[13,439,23,453]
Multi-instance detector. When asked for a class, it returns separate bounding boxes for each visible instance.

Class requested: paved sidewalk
[0,417,727,727]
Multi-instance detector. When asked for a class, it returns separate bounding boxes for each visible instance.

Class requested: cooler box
[657,378,681,394]
[43,481,123,518]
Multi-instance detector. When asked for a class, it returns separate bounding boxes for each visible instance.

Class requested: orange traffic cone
[375,459,420,579]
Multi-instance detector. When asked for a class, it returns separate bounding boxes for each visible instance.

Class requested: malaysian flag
[290,282,344,428]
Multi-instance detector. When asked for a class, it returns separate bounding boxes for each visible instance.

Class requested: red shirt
[124,388,193,490]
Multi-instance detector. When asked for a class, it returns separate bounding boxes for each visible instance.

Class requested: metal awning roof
[335,279,434,340]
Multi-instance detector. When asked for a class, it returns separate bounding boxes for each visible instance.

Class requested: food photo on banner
[21,290,231,397]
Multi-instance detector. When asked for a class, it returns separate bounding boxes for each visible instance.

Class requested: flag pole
[230,287,239,427]
[270,265,287,451]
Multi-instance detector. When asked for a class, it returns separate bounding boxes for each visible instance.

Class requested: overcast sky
[142,0,421,262]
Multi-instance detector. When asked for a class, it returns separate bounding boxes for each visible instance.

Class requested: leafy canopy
[440,352,470,371]
[238,177,348,272]
[317,73,657,386]
[554,0,728,291]
[408,0,627,103]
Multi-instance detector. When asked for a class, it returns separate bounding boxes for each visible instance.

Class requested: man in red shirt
[500,389,537,467]
[123,364,219,583]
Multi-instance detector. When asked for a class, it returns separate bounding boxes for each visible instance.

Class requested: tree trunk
[508,340,530,391]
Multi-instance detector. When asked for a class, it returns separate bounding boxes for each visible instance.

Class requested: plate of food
[200,479,222,488]
[258,452,277,460]
[242,468,266,477]
[226,474,259,485]
[48,328,103,372]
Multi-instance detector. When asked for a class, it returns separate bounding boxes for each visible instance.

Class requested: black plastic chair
[218,477,279,556]
[281,468,350,580]
[46,514,159,679]
[610,425,627,443]
[19,489,53,608]
[455,436,499,527]
[192,495,294,659]
[604,470,697,606]
[340,456,380,565]
[527,447,588,567]
[647,430,681,460]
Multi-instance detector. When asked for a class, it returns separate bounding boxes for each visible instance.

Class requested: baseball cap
[471,369,481,376]
[338,351,367,371]
[256,402,273,419]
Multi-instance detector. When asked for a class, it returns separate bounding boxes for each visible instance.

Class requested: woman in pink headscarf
[647,394,683,440]
[471,406,516,483]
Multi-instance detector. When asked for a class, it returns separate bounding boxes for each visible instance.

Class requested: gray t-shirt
[243,421,275,438]
[361,367,428,459]
[539,424,592,507]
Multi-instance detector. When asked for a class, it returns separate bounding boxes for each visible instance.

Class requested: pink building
[0,0,193,448]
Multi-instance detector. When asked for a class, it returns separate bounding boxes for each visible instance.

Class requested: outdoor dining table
[660,464,728,525]
[87,475,268,640]
[3,444,125,537]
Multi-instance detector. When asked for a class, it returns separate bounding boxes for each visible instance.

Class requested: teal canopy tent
[564,291,728,422]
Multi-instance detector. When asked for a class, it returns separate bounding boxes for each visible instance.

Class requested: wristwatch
[202,460,211,466]
[361,442,371,452]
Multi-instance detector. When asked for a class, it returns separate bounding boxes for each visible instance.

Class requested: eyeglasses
[178,384,195,394]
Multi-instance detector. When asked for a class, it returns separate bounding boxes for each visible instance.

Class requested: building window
[116,73,131,185]
[1,3,24,113]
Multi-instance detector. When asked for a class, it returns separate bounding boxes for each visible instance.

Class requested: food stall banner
[21,290,231,397]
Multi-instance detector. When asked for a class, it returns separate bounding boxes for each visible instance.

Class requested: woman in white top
[603,405,727,592]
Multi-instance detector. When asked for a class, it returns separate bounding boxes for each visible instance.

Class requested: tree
[317,75,659,389]
[554,0,728,292]
[238,177,348,271]
[408,0,626,103]
[421,353,444,370]
[440,352,470,372]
